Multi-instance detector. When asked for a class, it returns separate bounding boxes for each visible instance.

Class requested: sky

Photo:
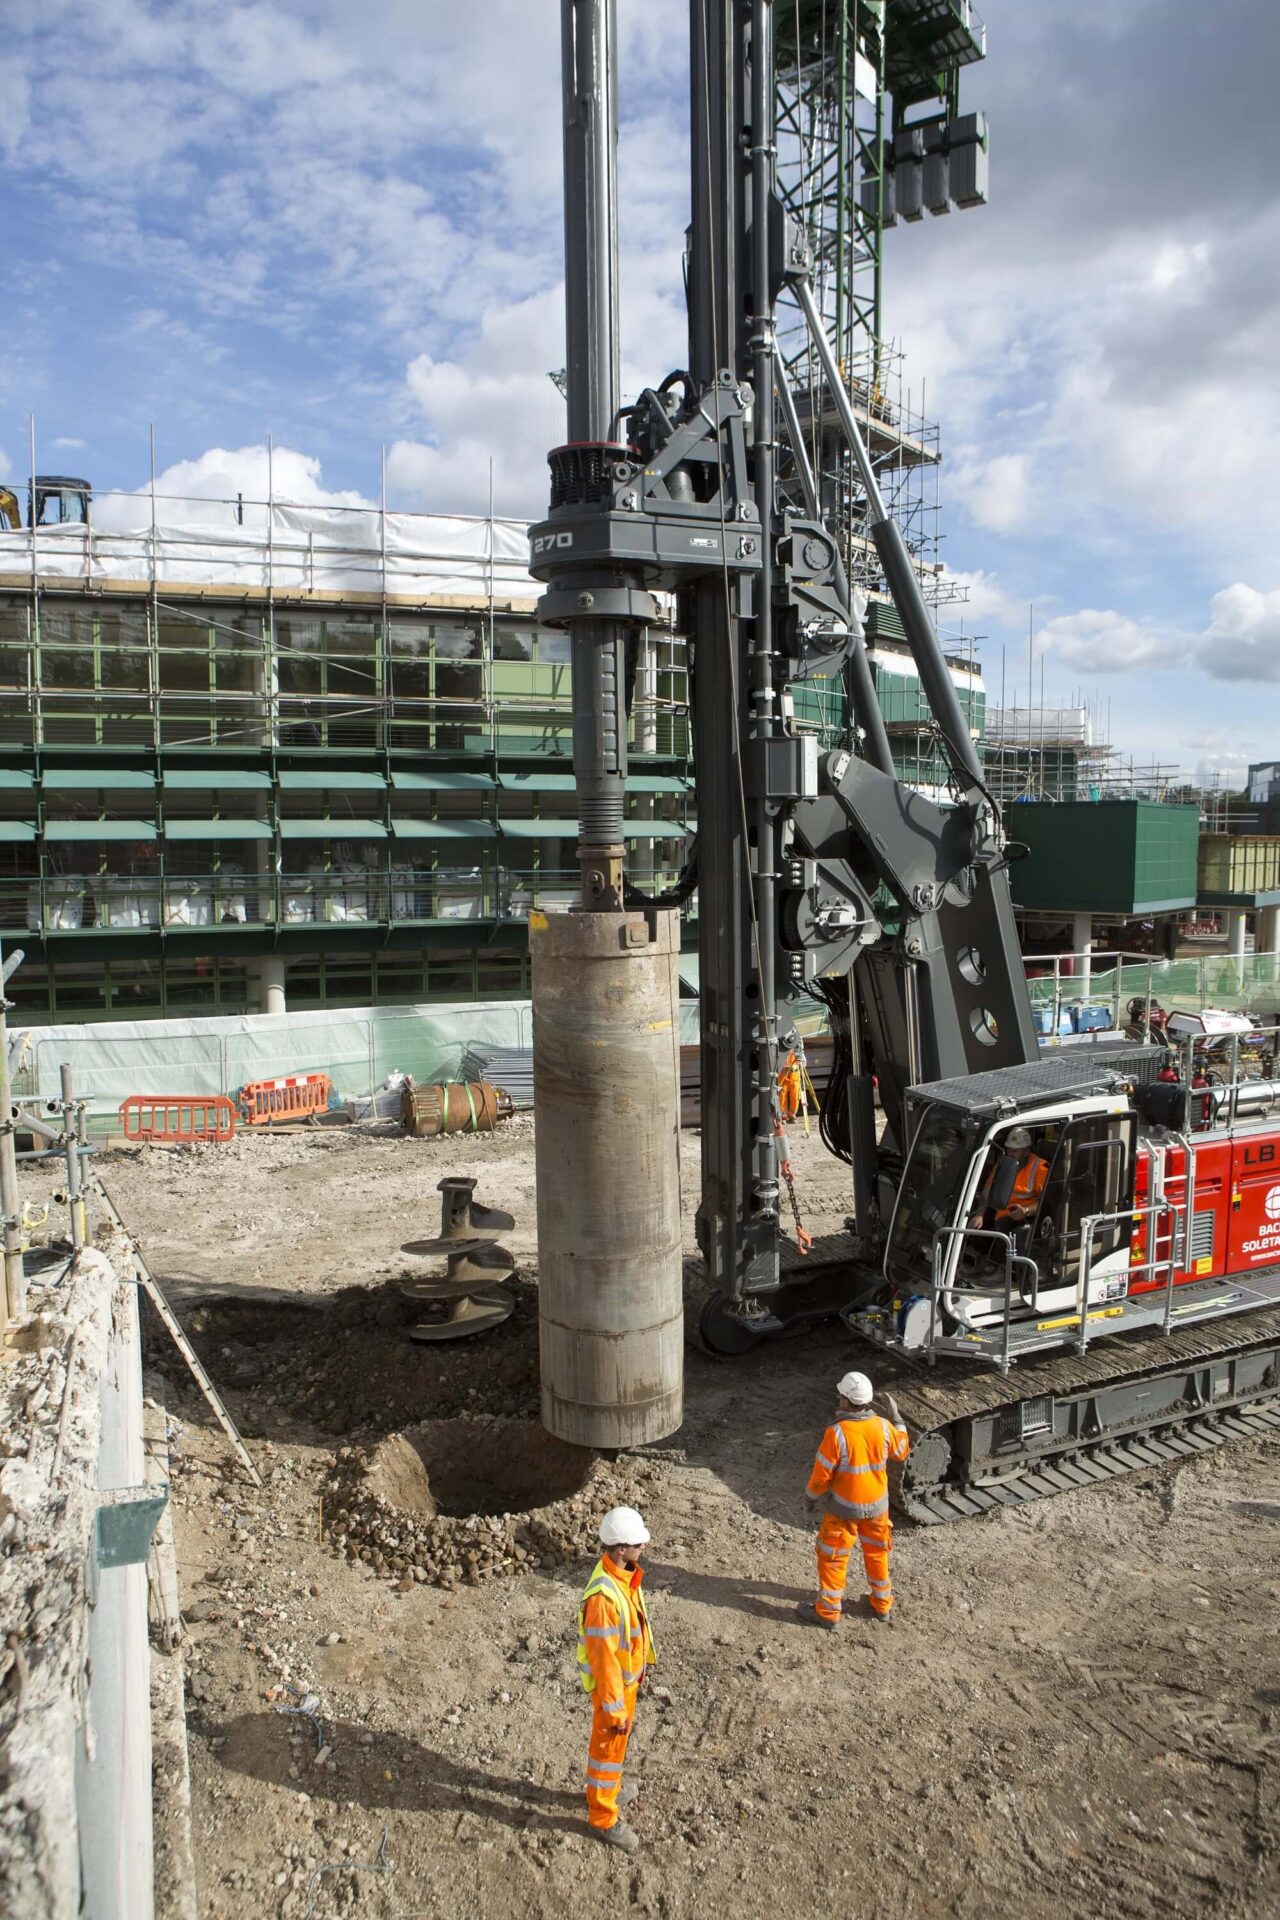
[1,0,1278,786]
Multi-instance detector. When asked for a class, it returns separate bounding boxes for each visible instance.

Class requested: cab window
[1037,1113,1134,1267]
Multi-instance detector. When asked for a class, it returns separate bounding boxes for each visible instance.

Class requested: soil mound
[325,1416,646,1590]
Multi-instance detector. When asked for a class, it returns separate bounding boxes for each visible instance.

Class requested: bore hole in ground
[366,1418,594,1520]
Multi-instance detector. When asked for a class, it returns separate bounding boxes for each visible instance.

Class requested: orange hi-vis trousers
[585,1682,638,1829]
[816,1511,895,1621]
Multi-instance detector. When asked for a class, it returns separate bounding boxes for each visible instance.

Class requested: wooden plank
[98,1182,263,1489]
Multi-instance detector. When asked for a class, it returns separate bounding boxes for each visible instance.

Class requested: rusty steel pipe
[401,1080,513,1139]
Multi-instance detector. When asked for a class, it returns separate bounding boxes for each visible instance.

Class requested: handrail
[3,866,692,935]
[928,1226,1043,1374]
[1175,1017,1280,1130]
[925,1189,1191,1370]
[1024,953,1280,1033]
[1073,1194,1185,1354]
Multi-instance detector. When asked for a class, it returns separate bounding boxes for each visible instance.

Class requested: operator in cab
[970,1124,1049,1230]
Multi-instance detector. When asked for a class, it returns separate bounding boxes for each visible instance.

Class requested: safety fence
[1026,950,1280,1036]
[238,1072,333,1125]
[14,950,1280,1139]
[6,998,707,1138]
[119,1094,238,1143]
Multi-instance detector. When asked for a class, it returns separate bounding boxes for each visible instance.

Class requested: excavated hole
[147,1279,540,1438]
[365,1418,593,1519]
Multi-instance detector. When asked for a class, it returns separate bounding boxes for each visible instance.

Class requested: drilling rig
[531,0,1280,1515]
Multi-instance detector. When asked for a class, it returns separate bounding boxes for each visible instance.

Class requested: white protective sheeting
[0,504,538,604]
[13,995,710,1130]
[15,1000,536,1126]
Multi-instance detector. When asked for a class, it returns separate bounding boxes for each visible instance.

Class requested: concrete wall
[0,1235,155,1920]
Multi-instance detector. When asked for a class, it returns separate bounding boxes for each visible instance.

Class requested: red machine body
[1131,1126,1280,1293]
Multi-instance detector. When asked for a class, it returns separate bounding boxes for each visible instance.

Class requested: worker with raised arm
[801,1371,910,1628]
[575,1506,657,1854]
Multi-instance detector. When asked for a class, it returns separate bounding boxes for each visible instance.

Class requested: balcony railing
[3,865,688,933]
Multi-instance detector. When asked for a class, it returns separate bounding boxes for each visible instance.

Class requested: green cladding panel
[1009,802,1199,915]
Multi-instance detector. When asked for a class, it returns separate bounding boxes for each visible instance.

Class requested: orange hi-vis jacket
[576,1554,656,1725]
[996,1154,1047,1219]
[807,1410,910,1520]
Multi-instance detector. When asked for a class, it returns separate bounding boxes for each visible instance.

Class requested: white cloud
[1191,583,1280,683]
[1027,584,1280,686]
[1190,753,1259,793]
[948,451,1035,534]
[937,567,1028,634]
[1038,607,1187,675]
[4,0,1275,800]
[385,287,567,518]
[1181,728,1263,793]
[0,450,9,483]
[1145,240,1211,297]
[93,444,372,532]
[2,0,691,520]
[894,219,1280,570]
[52,436,86,451]
[0,65,30,161]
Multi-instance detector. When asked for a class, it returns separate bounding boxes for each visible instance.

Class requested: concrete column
[256,955,286,1015]
[1256,905,1280,955]
[1227,908,1248,965]
[1071,911,1093,995]
[250,614,280,748]
[635,630,660,755]
[531,906,683,1448]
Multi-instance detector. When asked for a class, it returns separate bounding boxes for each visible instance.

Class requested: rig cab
[856,1040,1280,1373]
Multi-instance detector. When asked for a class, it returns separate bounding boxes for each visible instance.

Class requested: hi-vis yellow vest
[575,1557,655,1697]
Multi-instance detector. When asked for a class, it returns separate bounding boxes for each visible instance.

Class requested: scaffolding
[0,460,702,1022]
[773,2,985,607]
[982,703,1180,805]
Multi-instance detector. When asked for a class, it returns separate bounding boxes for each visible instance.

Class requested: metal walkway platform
[932,1266,1280,1366]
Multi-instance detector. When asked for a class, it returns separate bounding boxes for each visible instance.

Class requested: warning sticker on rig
[1035,1306,1125,1333]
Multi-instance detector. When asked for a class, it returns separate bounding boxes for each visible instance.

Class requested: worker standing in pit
[575,1506,656,1854]
[802,1372,909,1628]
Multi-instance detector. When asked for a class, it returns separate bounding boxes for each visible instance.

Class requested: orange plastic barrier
[238,1072,333,1126]
[119,1095,237,1144]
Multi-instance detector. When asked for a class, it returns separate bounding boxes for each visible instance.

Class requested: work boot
[618,1782,639,1808]
[870,1606,894,1625]
[796,1600,838,1631]
[596,1820,640,1854]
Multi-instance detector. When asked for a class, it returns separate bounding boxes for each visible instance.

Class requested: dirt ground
[78,1119,1280,1919]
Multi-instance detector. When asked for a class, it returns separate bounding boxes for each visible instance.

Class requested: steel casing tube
[531,905,684,1447]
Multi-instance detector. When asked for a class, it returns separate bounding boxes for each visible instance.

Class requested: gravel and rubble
[58,1121,1280,1919]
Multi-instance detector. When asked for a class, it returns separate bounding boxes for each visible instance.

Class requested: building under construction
[0,3,996,1027]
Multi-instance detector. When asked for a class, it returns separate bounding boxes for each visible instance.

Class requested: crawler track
[887,1304,1280,1523]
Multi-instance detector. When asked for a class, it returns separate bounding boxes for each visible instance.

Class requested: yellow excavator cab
[0,486,21,531]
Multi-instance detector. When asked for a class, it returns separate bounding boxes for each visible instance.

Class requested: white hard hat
[1006,1126,1032,1150]
[837,1370,873,1406]
[599,1505,650,1548]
